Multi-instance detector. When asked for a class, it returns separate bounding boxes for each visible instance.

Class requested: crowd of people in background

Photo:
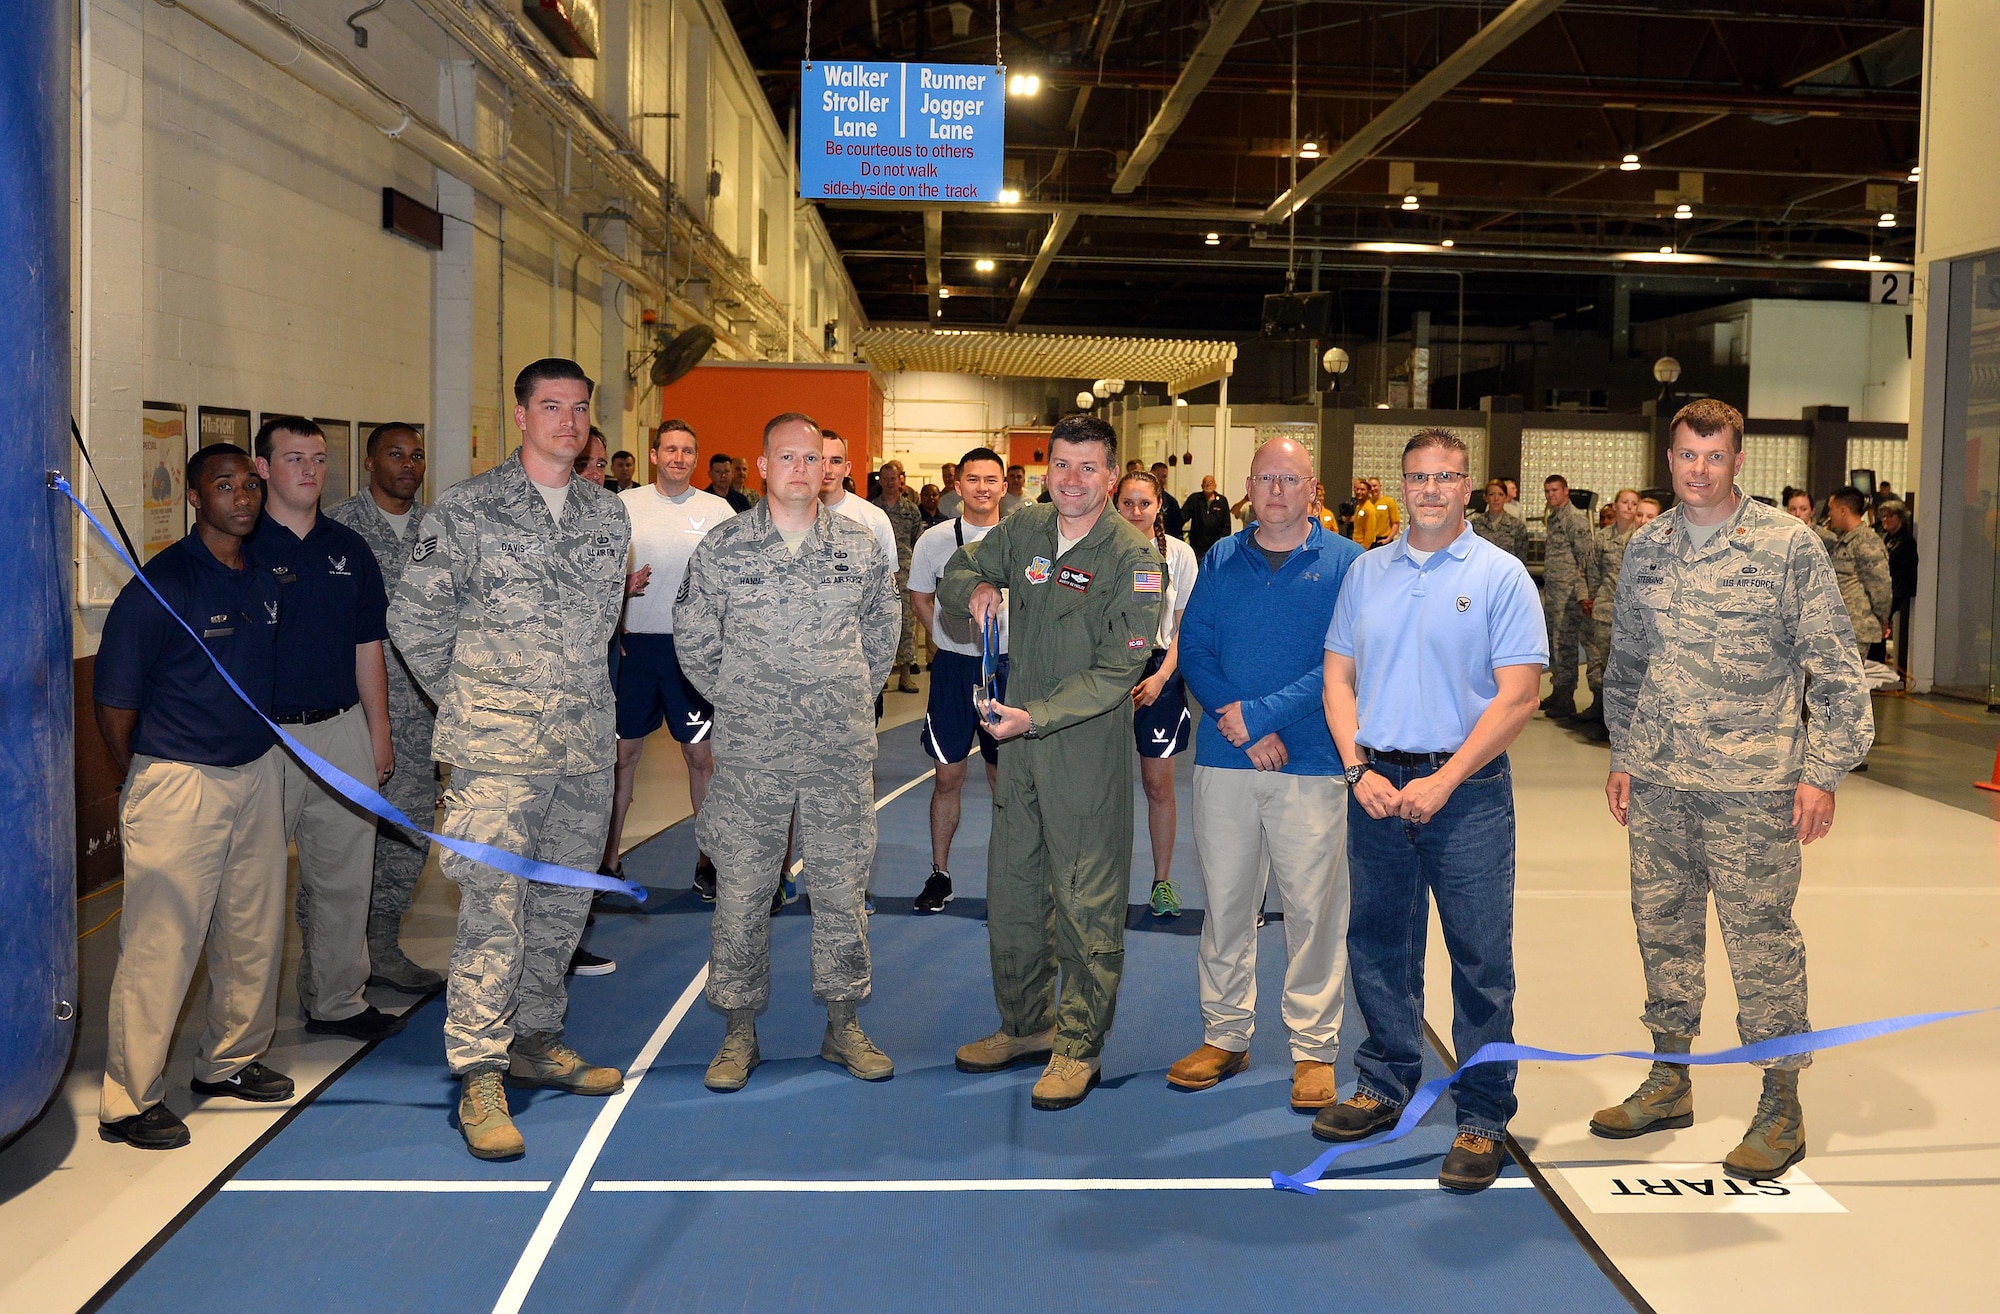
[88,373,1876,1196]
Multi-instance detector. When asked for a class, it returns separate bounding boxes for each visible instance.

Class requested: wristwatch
[1343,762,1370,786]
[1023,711,1042,740]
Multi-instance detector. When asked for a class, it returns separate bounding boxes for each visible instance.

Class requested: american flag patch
[1133,569,1163,593]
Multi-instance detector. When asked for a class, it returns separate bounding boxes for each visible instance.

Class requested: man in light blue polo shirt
[1316,428,1547,1194]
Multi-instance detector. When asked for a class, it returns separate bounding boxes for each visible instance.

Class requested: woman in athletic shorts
[1115,471,1200,918]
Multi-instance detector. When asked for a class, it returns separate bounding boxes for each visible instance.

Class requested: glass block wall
[1739,433,1809,503]
[1846,436,1909,501]
[1519,427,1650,532]
[1350,423,1488,499]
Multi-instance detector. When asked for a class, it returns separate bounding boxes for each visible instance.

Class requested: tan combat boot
[1030,1054,1101,1111]
[457,1071,525,1161]
[508,1033,624,1096]
[705,1010,760,1092]
[954,1026,1054,1074]
[1723,1068,1805,1179]
[1589,1035,1694,1139]
[821,1001,894,1081]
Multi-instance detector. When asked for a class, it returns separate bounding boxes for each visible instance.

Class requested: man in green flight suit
[938,413,1166,1111]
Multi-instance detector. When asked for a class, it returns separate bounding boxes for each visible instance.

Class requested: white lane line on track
[223,1180,553,1193]
[491,965,709,1314]
[589,1177,1535,1194]
[491,764,935,1313]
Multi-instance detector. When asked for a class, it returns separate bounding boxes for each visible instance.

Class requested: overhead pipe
[168,0,663,296]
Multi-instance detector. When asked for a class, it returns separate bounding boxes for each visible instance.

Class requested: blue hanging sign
[800,61,1005,203]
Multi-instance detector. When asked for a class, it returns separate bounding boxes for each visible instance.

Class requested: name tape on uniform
[1554,1162,1844,1214]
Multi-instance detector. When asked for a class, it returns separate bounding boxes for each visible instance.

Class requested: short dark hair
[656,419,697,450]
[1544,473,1569,488]
[513,357,594,405]
[957,445,1005,476]
[365,422,421,457]
[708,452,732,467]
[611,449,633,462]
[1403,428,1468,468]
[1671,397,1745,451]
[1150,461,1168,472]
[188,442,252,488]
[1830,485,1868,517]
[252,416,324,460]
[1007,464,1025,475]
[1048,413,1117,462]
[762,411,820,447]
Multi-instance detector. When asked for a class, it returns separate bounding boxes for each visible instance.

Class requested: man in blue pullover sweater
[1167,438,1364,1113]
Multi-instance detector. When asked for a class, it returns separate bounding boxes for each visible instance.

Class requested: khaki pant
[101,749,287,1123]
[1192,767,1350,1062]
[281,705,378,1022]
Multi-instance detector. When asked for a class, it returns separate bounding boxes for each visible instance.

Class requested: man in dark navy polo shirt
[95,444,295,1150]
[250,417,403,1043]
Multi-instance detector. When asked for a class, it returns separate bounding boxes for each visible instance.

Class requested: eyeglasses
[1401,471,1469,487]
[1249,473,1308,491]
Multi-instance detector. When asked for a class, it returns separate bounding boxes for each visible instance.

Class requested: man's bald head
[1250,437,1313,479]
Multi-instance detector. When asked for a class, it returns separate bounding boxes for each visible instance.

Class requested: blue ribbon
[54,473,645,902]
[1272,1007,1990,1193]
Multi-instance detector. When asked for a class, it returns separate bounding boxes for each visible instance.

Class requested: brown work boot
[1031,1054,1101,1111]
[1589,1034,1694,1139]
[457,1071,525,1161]
[955,1026,1054,1074]
[1723,1068,1806,1179]
[1290,1060,1338,1111]
[1438,1131,1506,1193]
[1166,1043,1249,1091]
[1311,1090,1402,1143]
[507,1033,624,1096]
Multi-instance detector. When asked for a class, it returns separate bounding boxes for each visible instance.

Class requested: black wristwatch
[1023,711,1042,740]
[1343,762,1371,786]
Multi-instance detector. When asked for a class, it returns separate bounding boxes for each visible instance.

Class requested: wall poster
[197,405,254,450]
[141,401,188,560]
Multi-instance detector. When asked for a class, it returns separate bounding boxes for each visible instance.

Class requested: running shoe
[693,854,717,902]
[779,868,800,905]
[1149,879,1182,918]
[568,948,616,976]
[914,870,954,914]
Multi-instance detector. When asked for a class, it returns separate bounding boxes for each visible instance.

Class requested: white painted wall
[1743,301,1909,422]
[880,371,1048,486]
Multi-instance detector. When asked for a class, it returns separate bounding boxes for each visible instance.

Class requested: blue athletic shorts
[922,649,1007,766]
[615,632,714,744]
[1133,649,1192,757]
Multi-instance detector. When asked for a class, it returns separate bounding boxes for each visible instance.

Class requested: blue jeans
[1346,754,1518,1138]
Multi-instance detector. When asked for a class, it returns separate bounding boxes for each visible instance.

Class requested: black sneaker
[693,855,718,902]
[568,947,617,976]
[1310,1091,1402,1143]
[304,1006,408,1044]
[191,1061,295,1103]
[99,1103,192,1149]
[1438,1131,1506,1193]
[914,870,954,914]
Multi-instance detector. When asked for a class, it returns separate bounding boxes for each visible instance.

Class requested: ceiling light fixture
[1908,165,1921,182]
[1204,232,1221,246]
[938,287,951,299]
[1299,140,1320,159]
[1620,153,1640,171]
[1869,253,1884,263]
[974,258,996,272]
[1401,193,1420,211]
[1878,211,1897,227]
[997,187,1021,205]
[1674,203,1692,219]
[1659,245,1674,254]
[1007,73,1040,97]
[1441,238,1454,248]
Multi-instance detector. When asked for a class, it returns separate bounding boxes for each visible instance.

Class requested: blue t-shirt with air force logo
[1324,521,1548,754]
[249,511,390,717]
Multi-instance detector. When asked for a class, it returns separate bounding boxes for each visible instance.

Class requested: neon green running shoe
[1150,879,1182,918]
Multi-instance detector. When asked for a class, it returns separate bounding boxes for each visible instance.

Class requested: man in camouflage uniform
[1572,488,1641,740]
[1539,474,1594,717]
[873,459,925,693]
[1470,478,1527,563]
[327,422,442,993]
[675,413,902,1093]
[1819,486,1893,660]
[1595,398,1872,1180]
[389,359,631,1161]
